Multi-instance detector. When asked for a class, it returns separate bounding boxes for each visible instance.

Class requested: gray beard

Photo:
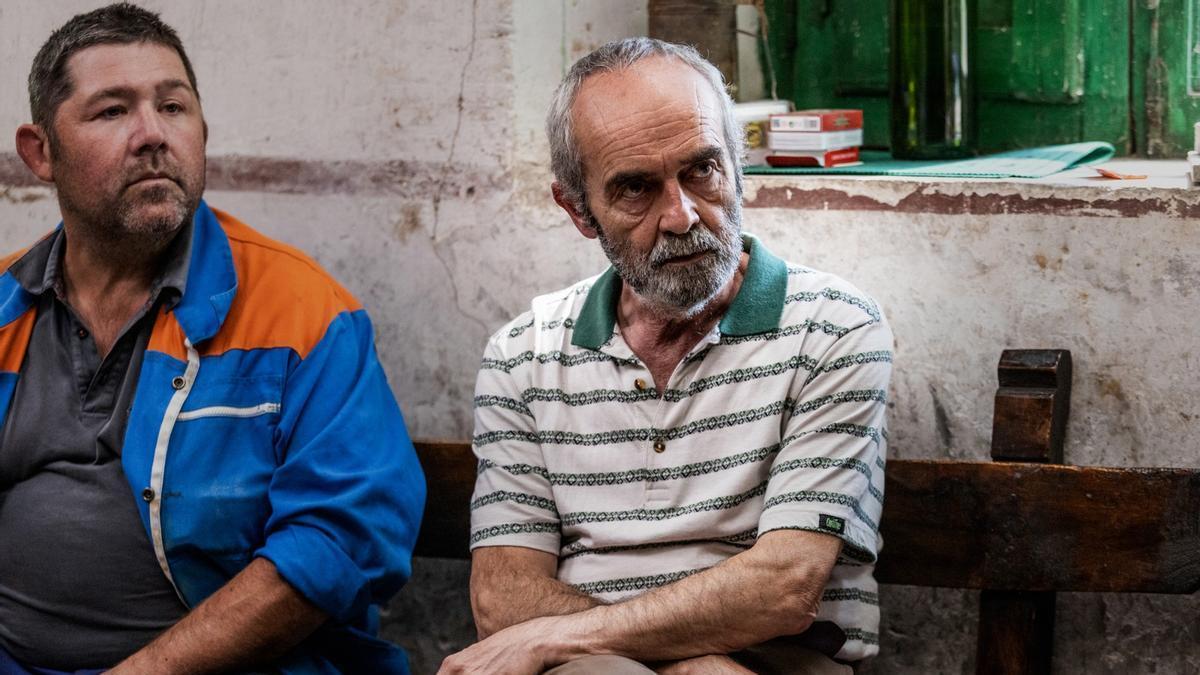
[591,200,743,317]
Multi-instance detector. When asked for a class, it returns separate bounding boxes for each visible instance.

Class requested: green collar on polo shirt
[571,233,788,350]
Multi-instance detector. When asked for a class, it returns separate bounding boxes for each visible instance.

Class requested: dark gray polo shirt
[0,225,192,669]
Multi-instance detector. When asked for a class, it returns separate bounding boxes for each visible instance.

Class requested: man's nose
[658,180,699,235]
[130,105,167,154]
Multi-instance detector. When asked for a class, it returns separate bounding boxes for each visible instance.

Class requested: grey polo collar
[8,220,193,309]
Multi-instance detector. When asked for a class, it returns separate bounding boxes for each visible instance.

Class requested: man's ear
[552,182,597,240]
[15,124,54,183]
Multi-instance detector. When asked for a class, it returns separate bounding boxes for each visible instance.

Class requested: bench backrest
[411,349,1200,673]
[412,444,1200,594]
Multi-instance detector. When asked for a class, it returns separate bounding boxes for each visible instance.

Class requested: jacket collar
[172,200,237,345]
[0,273,33,330]
[571,233,788,350]
[0,200,234,342]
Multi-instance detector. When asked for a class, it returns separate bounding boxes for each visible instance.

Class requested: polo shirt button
[653,438,666,453]
[142,487,156,502]
[171,376,186,390]
[76,328,88,339]
[634,378,648,391]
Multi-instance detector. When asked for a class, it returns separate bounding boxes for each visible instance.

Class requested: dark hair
[28,3,199,138]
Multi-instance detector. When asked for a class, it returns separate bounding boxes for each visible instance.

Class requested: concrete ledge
[743,159,1200,219]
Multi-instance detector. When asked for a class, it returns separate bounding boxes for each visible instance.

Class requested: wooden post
[977,349,1071,675]
[647,0,739,93]
[990,349,1072,463]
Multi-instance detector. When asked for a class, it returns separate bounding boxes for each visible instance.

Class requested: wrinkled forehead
[571,57,726,176]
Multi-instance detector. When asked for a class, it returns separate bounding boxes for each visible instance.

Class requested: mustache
[123,160,183,188]
[650,228,722,267]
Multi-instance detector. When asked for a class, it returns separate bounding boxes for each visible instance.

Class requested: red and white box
[766,147,862,168]
[769,128,864,151]
[768,109,863,133]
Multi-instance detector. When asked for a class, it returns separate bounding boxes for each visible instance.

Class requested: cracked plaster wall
[1,2,1197,673]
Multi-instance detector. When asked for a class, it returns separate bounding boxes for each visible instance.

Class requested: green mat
[746,142,1115,179]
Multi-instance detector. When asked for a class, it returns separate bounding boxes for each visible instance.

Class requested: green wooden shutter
[764,0,1130,154]
[1134,0,1200,155]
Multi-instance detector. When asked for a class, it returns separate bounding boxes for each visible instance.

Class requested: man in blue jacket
[0,4,425,672]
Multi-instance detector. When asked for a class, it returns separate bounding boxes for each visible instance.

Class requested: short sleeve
[468,330,561,554]
[758,312,893,563]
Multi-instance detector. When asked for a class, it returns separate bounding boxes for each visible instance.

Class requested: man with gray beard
[0,4,423,673]
[445,39,893,674]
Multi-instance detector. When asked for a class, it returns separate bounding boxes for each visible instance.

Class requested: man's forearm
[539,530,840,663]
[111,557,328,674]
[471,546,603,638]
[441,530,843,674]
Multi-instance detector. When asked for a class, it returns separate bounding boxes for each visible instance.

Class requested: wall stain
[1098,377,1126,402]
[0,187,47,204]
[1165,256,1200,297]
[1034,251,1065,271]
[393,205,423,242]
[929,384,954,450]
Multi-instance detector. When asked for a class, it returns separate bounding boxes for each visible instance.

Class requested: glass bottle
[889,0,977,159]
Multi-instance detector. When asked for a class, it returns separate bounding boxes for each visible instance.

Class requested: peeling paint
[0,152,510,200]
[0,186,48,204]
[744,178,1200,219]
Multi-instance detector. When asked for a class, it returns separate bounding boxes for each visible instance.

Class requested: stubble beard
[53,145,204,258]
[591,198,743,318]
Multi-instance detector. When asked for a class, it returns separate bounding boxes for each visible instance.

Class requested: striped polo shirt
[469,234,892,662]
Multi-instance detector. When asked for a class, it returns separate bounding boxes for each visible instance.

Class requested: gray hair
[28,3,199,143]
[546,37,744,213]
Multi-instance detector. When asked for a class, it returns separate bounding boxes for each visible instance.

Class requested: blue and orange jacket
[0,201,426,673]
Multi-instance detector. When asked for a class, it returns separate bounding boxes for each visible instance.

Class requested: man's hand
[437,616,560,675]
[655,655,754,674]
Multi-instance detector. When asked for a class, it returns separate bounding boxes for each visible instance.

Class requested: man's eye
[161,102,184,114]
[620,183,648,199]
[99,106,124,119]
[690,162,716,179]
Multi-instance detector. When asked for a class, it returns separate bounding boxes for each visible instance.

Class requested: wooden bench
[412,349,1200,674]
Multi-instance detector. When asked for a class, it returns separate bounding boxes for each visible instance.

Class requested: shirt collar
[7,219,193,309]
[571,233,789,350]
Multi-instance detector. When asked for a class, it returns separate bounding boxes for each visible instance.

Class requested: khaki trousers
[544,645,854,674]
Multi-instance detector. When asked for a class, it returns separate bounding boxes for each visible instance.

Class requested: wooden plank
[413,439,476,559]
[991,349,1071,463]
[875,460,1200,593]
[649,0,739,93]
[1139,0,1200,155]
[976,591,1055,675]
[978,349,1065,675]
[1009,0,1083,103]
[415,439,1200,591]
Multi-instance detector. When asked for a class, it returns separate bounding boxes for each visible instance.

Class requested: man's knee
[544,654,657,674]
